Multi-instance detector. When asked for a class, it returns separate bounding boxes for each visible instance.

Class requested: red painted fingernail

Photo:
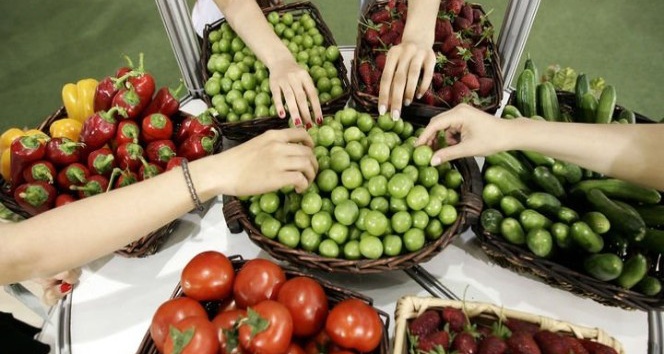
[293,117,302,126]
[316,116,323,125]
[60,283,72,293]
[279,110,285,118]
[305,122,313,129]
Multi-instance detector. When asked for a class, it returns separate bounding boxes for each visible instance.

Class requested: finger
[417,52,436,98]
[302,76,322,125]
[431,144,468,166]
[378,49,400,115]
[388,59,410,120]
[276,127,315,148]
[42,283,72,307]
[415,115,452,146]
[284,171,310,194]
[403,52,427,105]
[280,83,303,127]
[288,79,311,126]
[269,80,287,119]
[283,155,317,184]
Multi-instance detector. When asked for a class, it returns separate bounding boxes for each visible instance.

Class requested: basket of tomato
[393,296,623,354]
[200,0,351,143]
[222,107,483,273]
[350,0,503,121]
[0,55,221,257]
[137,252,390,354]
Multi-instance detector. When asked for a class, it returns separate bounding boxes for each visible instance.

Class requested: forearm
[506,119,664,190]
[216,0,293,69]
[401,0,439,45]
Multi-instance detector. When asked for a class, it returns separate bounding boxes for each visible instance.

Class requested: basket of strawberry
[0,54,221,257]
[394,296,623,354]
[351,0,503,122]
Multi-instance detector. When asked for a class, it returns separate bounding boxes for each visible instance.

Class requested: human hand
[378,40,436,120]
[219,128,317,196]
[415,104,507,165]
[269,58,322,128]
[35,268,81,306]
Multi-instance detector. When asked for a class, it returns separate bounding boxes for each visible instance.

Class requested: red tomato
[233,258,286,309]
[238,300,293,354]
[304,330,342,354]
[212,309,247,354]
[164,316,219,354]
[181,251,235,301]
[277,276,329,337]
[150,297,208,352]
[325,299,383,353]
[285,342,307,354]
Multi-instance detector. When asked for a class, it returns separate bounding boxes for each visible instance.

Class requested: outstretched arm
[416,104,664,190]
[0,128,317,285]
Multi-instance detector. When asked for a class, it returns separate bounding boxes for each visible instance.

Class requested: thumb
[431,145,470,165]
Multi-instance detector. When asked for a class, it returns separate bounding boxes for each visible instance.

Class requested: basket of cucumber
[472,65,664,311]
[223,108,484,274]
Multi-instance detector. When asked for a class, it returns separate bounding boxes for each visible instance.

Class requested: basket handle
[457,157,484,226]
[222,197,245,234]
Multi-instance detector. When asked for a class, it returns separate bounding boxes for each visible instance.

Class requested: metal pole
[154,0,205,97]
[496,0,541,90]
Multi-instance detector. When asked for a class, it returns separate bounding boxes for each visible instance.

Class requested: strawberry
[454,16,472,31]
[470,48,486,77]
[578,339,618,354]
[452,81,472,105]
[432,72,444,90]
[386,0,397,10]
[435,19,453,41]
[380,30,400,46]
[443,59,467,78]
[473,9,484,23]
[461,4,474,21]
[533,331,571,354]
[421,89,442,106]
[358,61,374,88]
[397,2,408,15]
[418,330,451,352]
[371,9,391,23]
[438,85,453,104]
[441,34,462,55]
[478,77,494,97]
[440,307,465,333]
[364,27,381,47]
[504,318,539,336]
[379,22,390,35]
[372,70,383,88]
[461,73,480,91]
[563,337,590,354]
[452,332,478,354]
[408,310,441,338]
[505,332,541,354]
[391,19,405,35]
[478,335,508,354]
[375,52,387,71]
[445,0,464,16]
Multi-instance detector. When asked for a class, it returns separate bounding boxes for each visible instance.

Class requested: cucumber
[516,69,537,117]
[536,81,560,121]
[579,93,598,123]
[557,206,580,224]
[634,205,664,227]
[482,183,504,207]
[636,228,664,254]
[532,166,566,199]
[526,228,554,258]
[485,151,532,182]
[524,55,539,83]
[595,85,617,124]
[480,208,504,234]
[500,195,525,217]
[603,232,629,260]
[575,73,590,110]
[500,217,526,245]
[615,253,648,290]
[570,221,604,253]
[586,189,646,242]
[635,276,662,296]
[519,209,552,231]
[582,211,611,234]
[522,150,555,167]
[484,165,531,198]
[571,178,661,205]
[551,222,572,249]
[618,109,636,124]
[503,114,516,119]
[562,162,583,184]
[502,105,523,118]
[584,253,623,281]
[526,192,562,216]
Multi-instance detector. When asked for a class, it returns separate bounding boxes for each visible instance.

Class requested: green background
[1,0,662,133]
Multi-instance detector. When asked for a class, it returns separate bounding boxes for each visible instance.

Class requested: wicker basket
[136,254,391,354]
[350,1,504,120]
[222,154,483,273]
[393,296,624,354]
[0,106,219,258]
[471,91,664,311]
[201,1,351,143]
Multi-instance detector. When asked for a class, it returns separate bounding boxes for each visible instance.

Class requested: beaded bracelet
[180,159,205,212]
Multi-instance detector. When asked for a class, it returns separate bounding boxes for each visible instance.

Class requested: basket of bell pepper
[0,54,222,258]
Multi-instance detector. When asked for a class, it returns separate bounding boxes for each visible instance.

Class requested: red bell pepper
[141,82,184,118]
[108,168,138,189]
[165,156,186,171]
[80,106,126,154]
[111,86,146,120]
[14,181,57,215]
[22,160,56,184]
[87,147,116,176]
[45,137,83,167]
[56,162,89,191]
[175,109,217,144]
[55,193,77,207]
[113,120,140,148]
[146,139,176,167]
[177,133,217,162]
[141,113,174,143]
[70,174,109,199]
[10,135,47,189]
[93,71,132,113]
[116,142,145,171]
[126,53,156,104]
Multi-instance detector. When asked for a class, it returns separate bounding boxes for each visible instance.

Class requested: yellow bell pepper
[0,128,25,153]
[1,149,11,182]
[23,129,50,143]
[49,118,83,142]
[62,78,99,123]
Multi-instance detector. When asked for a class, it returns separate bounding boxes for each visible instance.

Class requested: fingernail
[305,122,312,129]
[279,110,286,118]
[316,116,323,125]
[431,156,441,166]
[378,105,386,115]
[404,99,411,106]
[60,283,72,293]
[293,117,302,127]
[391,110,400,121]
[416,93,423,99]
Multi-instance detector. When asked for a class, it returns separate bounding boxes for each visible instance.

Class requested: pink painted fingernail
[293,117,302,126]
[279,110,286,118]
[60,283,72,293]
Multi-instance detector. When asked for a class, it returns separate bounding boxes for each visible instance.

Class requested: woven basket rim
[135,254,391,354]
[392,295,624,354]
[350,1,504,118]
